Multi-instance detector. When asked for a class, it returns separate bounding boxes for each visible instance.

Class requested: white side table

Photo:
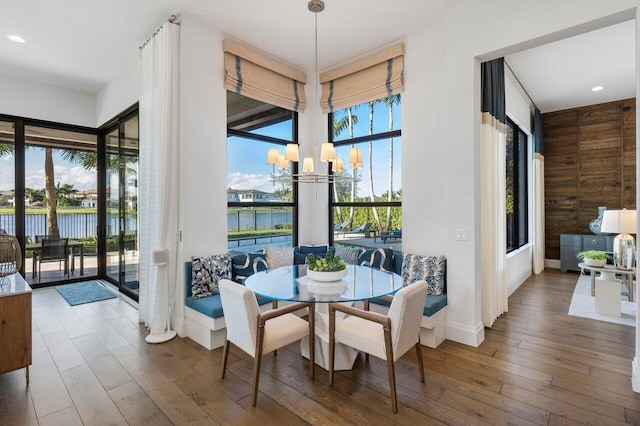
[594,279,622,317]
[578,263,635,302]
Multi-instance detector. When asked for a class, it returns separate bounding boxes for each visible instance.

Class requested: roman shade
[320,43,404,113]
[223,39,307,112]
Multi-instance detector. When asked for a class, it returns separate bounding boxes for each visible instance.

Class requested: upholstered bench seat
[186,292,271,319]
[369,293,447,317]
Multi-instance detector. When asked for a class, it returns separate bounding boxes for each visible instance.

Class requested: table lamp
[600,209,636,270]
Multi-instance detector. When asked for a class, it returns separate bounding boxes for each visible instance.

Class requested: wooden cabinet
[560,234,614,273]
[0,273,32,384]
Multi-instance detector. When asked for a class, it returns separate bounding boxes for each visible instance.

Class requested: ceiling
[0,0,451,94]
[0,1,635,113]
[506,19,636,113]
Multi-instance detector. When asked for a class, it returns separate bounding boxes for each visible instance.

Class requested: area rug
[568,274,636,327]
[56,281,117,306]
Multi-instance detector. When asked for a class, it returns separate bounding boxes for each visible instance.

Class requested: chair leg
[364,301,370,362]
[415,341,425,382]
[272,300,278,357]
[221,339,230,379]
[309,304,315,379]
[383,328,398,413]
[329,306,335,386]
[252,324,266,406]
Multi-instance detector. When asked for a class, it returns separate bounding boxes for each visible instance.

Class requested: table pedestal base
[300,306,358,370]
[301,335,358,371]
[595,279,622,317]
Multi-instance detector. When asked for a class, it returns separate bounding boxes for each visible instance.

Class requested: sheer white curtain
[138,20,180,338]
[480,58,508,327]
[532,109,545,274]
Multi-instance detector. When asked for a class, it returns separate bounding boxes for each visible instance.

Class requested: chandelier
[266,0,362,183]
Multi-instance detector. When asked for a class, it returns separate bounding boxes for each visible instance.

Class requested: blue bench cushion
[370,293,447,317]
[186,293,271,319]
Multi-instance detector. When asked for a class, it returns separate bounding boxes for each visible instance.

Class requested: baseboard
[446,319,484,347]
[508,269,531,296]
[632,357,640,393]
[545,259,561,269]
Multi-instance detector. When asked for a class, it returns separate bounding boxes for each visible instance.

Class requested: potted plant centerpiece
[576,250,610,268]
[306,251,347,282]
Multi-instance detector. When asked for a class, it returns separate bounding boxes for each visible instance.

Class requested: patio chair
[352,222,374,238]
[38,238,69,282]
[334,220,352,239]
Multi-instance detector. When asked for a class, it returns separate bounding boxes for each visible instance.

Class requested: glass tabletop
[244,264,403,303]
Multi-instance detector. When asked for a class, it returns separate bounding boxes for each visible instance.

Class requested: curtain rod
[139,15,180,50]
[504,60,539,112]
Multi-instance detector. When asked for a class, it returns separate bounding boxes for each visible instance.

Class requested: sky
[227,100,402,197]
[0,148,97,192]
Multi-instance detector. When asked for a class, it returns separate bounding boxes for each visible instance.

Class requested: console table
[0,273,32,385]
[560,234,614,273]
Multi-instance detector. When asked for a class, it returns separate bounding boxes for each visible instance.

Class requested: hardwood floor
[1,269,639,425]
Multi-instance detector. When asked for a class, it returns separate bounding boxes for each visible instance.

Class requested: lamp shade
[277,154,288,170]
[601,209,636,234]
[285,144,299,161]
[320,142,335,162]
[333,157,344,172]
[267,148,279,165]
[302,157,315,172]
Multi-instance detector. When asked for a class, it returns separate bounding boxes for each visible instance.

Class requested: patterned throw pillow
[358,248,395,271]
[264,246,293,269]
[401,254,446,295]
[335,246,364,265]
[232,253,268,283]
[294,245,331,264]
[191,254,232,299]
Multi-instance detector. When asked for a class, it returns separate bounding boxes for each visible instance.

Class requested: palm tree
[42,148,60,237]
[332,107,358,224]
[380,94,401,230]
[367,101,383,232]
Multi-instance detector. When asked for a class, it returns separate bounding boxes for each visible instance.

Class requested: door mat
[56,281,117,306]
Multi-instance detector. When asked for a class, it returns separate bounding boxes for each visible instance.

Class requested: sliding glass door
[103,112,139,300]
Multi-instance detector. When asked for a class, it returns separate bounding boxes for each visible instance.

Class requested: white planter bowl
[307,268,347,282]
[584,257,606,268]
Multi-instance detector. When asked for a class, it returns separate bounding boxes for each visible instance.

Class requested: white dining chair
[218,279,315,406]
[328,280,428,412]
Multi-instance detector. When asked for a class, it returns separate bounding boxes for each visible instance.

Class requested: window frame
[327,103,402,245]
[506,116,529,253]
[226,97,299,249]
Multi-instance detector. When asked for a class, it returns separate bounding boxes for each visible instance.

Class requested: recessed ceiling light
[6,34,26,43]
[592,86,604,92]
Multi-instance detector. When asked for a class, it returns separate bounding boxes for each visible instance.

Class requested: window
[226,92,297,251]
[506,118,528,252]
[329,96,402,245]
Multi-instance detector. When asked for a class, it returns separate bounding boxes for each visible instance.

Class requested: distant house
[75,189,98,208]
[227,189,281,203]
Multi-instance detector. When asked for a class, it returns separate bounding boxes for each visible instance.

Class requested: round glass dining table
[245,264,403,371]
[244,264,403,303]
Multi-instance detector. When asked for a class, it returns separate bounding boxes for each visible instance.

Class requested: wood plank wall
[544,99,636,260]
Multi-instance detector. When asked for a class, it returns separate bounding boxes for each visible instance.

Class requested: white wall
[0,74,95,127]
[174,13,228,334]
[96,58,139,127]
[403,0,638,346]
